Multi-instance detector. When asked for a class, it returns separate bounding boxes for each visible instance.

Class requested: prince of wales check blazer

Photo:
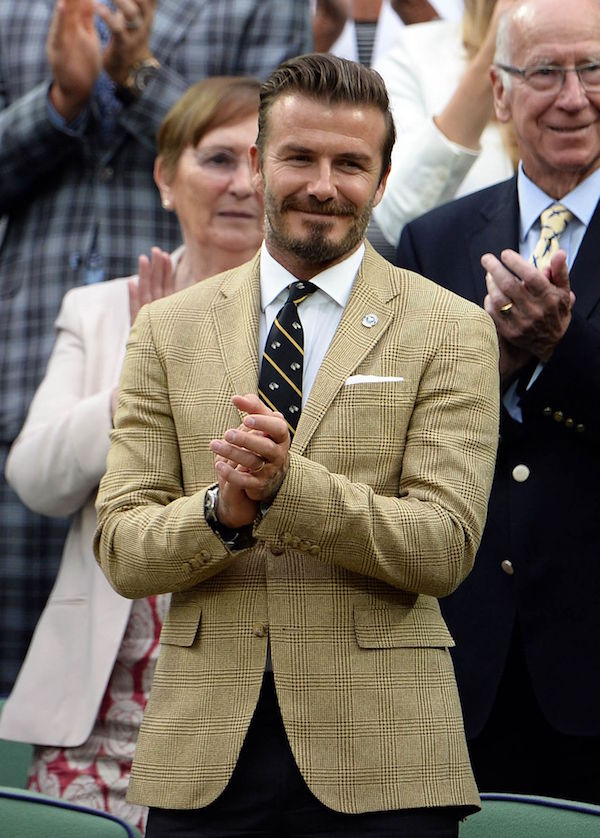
[0,0,312,693]
[94,244,499,813]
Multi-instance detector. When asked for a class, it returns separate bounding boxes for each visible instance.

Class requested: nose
[307,161,336,201]
[229,159,253,198]
[556,69,590,110]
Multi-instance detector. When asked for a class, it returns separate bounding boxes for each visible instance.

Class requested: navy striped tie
[258,281,318,438]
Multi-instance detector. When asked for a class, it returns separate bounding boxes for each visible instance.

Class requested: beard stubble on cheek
[264,190,374,264]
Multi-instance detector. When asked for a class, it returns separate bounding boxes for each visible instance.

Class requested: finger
[242,412,289,444]
[232,393,274,416]
[149,247,165,301]
[498,249,551,298]
[210,427,281,467]
[105,0,142,26]
[481,252,521,301]
[137,254,153,307]
[209,438,265,471]
[161,250,176,297]
[485,271,512,310]
[214,459,275,497]
[548,250,570,290]
[128,276,141,325]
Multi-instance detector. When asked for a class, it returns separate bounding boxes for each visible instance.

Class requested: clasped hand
[481,248,575,385]
[209,395,290,530]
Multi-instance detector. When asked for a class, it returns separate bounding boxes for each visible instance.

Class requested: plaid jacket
[95,244,499,812]
[0,0,312,693]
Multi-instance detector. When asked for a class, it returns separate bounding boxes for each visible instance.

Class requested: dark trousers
[146,673,464,837]
[469,625,600,805]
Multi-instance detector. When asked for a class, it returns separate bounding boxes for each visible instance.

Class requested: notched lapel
[468,178,520,306]
[570,200,600,320]
[294,257,394,453]
[211,259,261,414]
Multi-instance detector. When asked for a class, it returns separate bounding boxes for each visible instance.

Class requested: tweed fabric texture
[95,244,499,813]
[0,0,312,693]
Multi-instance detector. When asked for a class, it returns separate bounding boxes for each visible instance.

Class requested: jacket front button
[501,559,514,575]
[270,544,285,556]
[253,623,268,637]
[512,464,530,482]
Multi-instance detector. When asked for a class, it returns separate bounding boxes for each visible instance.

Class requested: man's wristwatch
[204,486,256,551]
[115,57,160,104]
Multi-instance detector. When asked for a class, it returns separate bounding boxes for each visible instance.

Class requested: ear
[491,65,512,124]
[249,144,264,197]
[154,156,173,207]
[372,164,391,209]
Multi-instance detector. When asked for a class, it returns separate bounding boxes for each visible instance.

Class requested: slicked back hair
[256,53,395,183]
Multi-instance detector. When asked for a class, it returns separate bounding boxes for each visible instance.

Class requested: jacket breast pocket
[353,604,455,649]
[159,600,202,648]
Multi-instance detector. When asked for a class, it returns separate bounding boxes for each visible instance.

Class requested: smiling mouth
[549,124,591,133]
[291,208,349,220]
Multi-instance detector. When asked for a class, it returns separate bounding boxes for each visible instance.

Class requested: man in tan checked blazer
[95,53,499,837]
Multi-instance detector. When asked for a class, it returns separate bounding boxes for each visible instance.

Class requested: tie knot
[539,203,573,237]
[286,281,318,306]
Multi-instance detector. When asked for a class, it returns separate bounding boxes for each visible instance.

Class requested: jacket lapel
[570,198,600,320]
[467,177,520,306]
[294,245,395,452]
[210,255,261,409]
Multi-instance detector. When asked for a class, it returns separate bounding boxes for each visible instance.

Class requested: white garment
[373,19,514,245]
[329,0,464,64]
[0,247,183,747]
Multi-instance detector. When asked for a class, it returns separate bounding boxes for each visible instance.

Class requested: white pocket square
[344,374,405,386]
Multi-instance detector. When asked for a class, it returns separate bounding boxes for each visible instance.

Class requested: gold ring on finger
[499,301,513,315]
[248,459,266,474]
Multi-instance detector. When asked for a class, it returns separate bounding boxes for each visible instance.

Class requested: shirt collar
[518,161,600,241]
[259,241,365,312]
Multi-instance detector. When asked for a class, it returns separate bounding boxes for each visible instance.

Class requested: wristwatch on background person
[115,57,161,104]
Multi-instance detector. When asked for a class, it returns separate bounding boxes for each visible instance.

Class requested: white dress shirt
[259,242,365,406]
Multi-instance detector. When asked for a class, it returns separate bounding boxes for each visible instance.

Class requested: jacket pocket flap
[353,605,454,649]
[160,604,202,647]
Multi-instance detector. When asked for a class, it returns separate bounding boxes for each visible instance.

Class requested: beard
[263,190,374,266]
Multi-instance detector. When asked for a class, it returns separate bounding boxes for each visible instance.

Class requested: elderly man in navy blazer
[396,0,600,804]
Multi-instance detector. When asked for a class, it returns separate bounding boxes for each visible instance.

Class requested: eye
[193,150,237,170]
[533,67,558,77]
[578,63,600,87]
[524,66,562,90]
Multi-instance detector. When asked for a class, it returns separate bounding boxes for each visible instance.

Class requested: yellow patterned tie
[530,203,573,271]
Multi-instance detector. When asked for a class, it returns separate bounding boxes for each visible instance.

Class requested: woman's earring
[162,197,172,210]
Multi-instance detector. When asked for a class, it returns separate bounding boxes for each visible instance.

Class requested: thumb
[548,249,570,290]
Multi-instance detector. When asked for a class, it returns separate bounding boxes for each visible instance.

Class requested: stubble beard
[263,189,374,266]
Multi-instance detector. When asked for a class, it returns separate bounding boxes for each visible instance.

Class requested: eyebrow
[278,143,373,162]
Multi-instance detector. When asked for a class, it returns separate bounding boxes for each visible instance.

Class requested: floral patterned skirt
[27,593,170,835]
